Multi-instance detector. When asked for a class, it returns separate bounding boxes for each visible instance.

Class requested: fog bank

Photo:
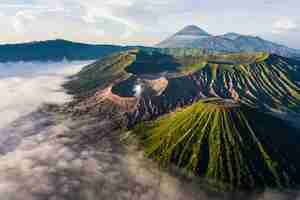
[0,61,91,129]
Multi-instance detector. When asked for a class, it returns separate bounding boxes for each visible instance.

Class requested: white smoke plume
[133,84,143,97]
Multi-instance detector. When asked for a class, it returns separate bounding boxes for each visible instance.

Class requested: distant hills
[0,39,127,62]
[1,26,300,62]
[0,39,214,62]
[157,25,300,58]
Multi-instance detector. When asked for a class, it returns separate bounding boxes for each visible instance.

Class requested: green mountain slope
[132,98,300,189]
[65,50,137,94]
[181,53,300,112]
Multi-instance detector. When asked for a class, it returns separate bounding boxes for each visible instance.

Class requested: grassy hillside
[193,53,300,111]
[131,98,300,190]
[64,50,137,94]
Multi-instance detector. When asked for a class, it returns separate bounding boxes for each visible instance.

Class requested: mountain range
[157,25,300,58]
[1,26,300,62]
[0,39,208,63]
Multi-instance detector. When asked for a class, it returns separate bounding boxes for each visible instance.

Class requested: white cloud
[0,61,91,129]
[0,3,45,9]
[272,18,298,34]
[12,10,37,33]
[78,0,140,31]
[0,0,147,44]
[7,2,70,34]
[105,0,134,7]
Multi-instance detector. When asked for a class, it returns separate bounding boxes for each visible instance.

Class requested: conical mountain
[174,25,211,37]
[132,98,300,189]
[157,25,211,48]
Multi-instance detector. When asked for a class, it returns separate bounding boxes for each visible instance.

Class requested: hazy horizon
[0,0,299,48]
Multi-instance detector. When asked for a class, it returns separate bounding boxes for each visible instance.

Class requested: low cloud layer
[0,61,91,129]
[272,18,298,34]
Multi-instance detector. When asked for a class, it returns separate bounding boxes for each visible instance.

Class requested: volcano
[65,48,300,189]
[157,25,212,48]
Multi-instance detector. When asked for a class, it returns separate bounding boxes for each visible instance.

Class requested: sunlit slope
[191,53,300,111]
[132,98,300,189]
[64,50,137,94]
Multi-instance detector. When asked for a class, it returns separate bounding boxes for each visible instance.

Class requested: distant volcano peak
[157,25,211,48]
[175,25,211,36]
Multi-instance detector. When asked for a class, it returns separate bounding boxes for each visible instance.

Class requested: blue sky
[0,0,299,48]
